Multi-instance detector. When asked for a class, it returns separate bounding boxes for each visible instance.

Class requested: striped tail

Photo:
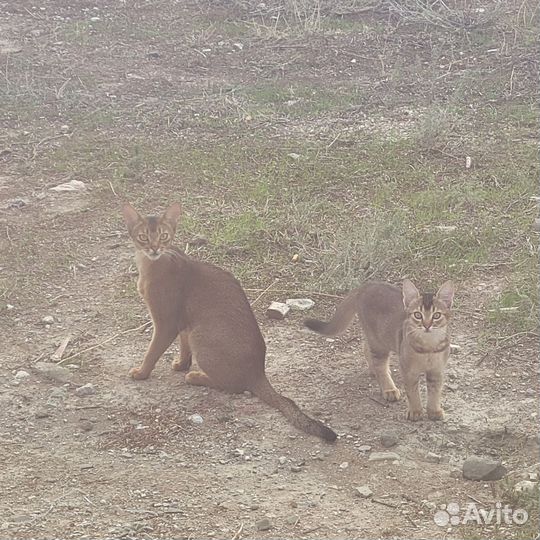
[250,377,337,442]
[304,291,358,336]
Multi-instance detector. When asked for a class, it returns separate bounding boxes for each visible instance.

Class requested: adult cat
[122,202,336,441]
[305,280,455,421]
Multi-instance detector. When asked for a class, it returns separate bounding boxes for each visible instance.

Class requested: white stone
[286,298,315,311]
[354,485,373,498]
[368,452,400,462]
[50,180,86,192]
[75,383,96,397]
[266,302,290,320]
[514,480,538,494]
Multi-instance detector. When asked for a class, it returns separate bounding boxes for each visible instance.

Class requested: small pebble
[188,414,204,424]
[514,480,538,494]
[354,485,373,498]
[369,452,400,462]
[256,518,272,531]
[285,298,315,311]
[266,302,290,320]
[80,421,94,432]
[75,383,96,397]
[380,433,398,448]
[425,452,442,463]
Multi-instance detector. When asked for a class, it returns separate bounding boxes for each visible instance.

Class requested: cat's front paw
[383,388,401,402]
[427,408,444,421]
[129,367,149,380]
[406,408,423,421]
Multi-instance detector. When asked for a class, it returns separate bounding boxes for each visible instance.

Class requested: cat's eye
[413,312,422,320]
[433,312,441,320]
[138,233,148,242]
[160,232,170,241]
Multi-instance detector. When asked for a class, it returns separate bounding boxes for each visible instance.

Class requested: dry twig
[58,322,152,364]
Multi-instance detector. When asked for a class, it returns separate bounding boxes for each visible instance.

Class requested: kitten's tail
[250,377,337,442]
[304,291,358,336]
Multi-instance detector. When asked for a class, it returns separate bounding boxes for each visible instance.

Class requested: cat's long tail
[304,291,358,336]
[250,377,337,442]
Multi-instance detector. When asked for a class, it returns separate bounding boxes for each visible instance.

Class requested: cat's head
[402,279,454,333]
[122,202,181,261]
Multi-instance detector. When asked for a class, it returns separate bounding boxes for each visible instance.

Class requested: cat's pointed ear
[436,280,455,309]
[162,203,182,228]
[122,202,142,232]
[402,279,420,308]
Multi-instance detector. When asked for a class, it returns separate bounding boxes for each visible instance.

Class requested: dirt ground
[1,1,538,539]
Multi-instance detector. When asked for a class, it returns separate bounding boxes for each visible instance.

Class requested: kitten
[122,202,336,441]
[304,280,455,421]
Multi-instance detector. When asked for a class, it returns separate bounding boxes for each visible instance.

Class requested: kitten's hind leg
[172,331,192,372]
[185,370,214,388]
[366,346,401,402]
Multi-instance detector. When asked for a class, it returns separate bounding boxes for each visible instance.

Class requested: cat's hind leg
[185,370,215,388]
[172,331,192,372]
[365,346,401,402]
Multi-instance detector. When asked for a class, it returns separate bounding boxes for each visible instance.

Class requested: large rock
[462,456,507,481]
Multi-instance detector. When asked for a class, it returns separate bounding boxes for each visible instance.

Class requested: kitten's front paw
[427,408,445,421]
[129,367,149,380]
[406,408,423,421]
[383,388,401,402]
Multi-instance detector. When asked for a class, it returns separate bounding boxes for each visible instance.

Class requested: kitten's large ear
[122,202,142,233]
[162,203,182,228]
[403,279,420,308]
[436,280,455,309]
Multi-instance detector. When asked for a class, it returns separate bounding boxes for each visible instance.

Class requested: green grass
[36,124,537,304]
[4,0,536,348]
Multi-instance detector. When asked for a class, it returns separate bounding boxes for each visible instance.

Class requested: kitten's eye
[138,233,148,242]
[413,312,423,320]
[160,232,170,241]
[433,312,441,320]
